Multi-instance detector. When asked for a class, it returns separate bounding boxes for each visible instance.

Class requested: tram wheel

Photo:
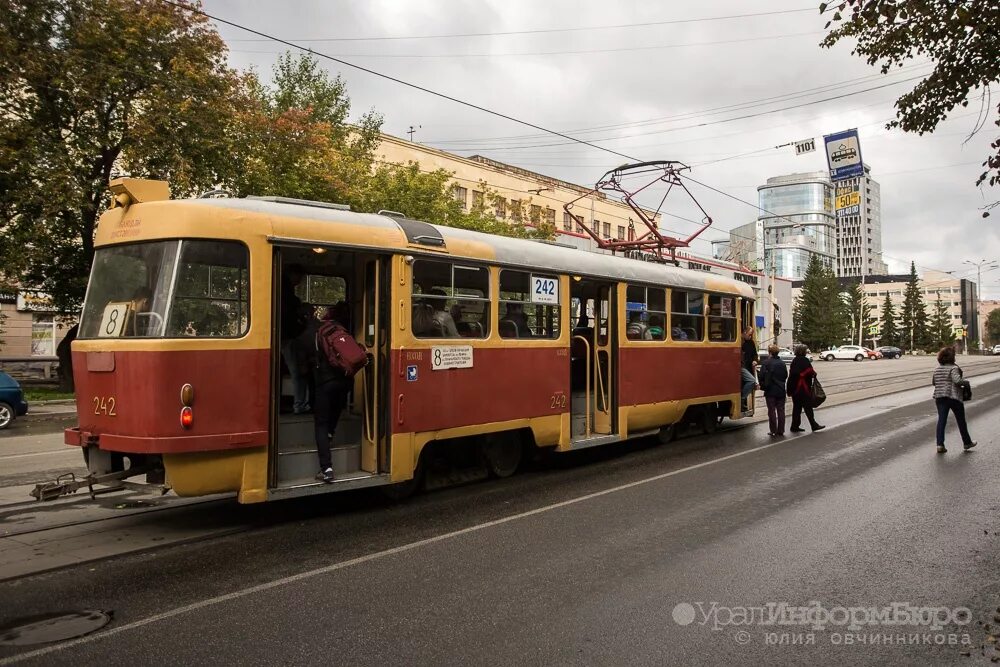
[381,452,426,501]
[482,433,523,478]
[657,424,676,444]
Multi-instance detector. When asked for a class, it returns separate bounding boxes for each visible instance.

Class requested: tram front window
[79,240,249,339]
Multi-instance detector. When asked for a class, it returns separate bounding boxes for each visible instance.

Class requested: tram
[59,178,755,503]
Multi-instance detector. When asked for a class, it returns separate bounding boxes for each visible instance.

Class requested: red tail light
[180,406,194,429]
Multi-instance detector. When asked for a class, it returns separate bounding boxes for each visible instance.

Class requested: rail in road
[2,359,998,584]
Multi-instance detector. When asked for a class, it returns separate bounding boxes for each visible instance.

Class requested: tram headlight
[180,406,194,429]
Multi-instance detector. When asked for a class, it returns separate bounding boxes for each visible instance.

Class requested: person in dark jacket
[786,345,825,433]
[760,344,788,436]
[312,305,353,483]
[931,346,976,453]
[740,327,758,411]
[281,264,310,414]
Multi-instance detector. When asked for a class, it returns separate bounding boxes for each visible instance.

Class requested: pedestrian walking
[786,345,825,433]
[311,304,354,482]
[931,346,976,454]
[759,344,788,436]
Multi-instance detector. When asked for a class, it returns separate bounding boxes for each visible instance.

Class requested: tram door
[570,280,617,439]
[358,257,390,473]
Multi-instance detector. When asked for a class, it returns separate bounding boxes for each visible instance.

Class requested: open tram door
[270,247,391,495]
[569,279,617,443]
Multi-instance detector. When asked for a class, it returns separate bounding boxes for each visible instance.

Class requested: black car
[876,346,902,359]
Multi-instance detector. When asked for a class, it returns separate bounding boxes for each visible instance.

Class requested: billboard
[824,129,864,181]
[835,183,861,219]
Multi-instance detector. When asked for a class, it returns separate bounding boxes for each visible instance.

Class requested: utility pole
[963,259,998,354]
[407,125,421,142]
[857,272,865,346]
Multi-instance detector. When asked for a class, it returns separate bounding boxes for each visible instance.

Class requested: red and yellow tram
[63,178,755,503]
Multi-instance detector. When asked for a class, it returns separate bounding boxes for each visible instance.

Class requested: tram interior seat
[499,320,520,338]
[457,321,483,338]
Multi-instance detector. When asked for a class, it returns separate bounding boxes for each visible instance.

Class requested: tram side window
[707,294,737,342]
[670,290,705,341]
[167,241,250,337]
[412,259,489,338]
[498,270,560,339]
[625,285,666,341]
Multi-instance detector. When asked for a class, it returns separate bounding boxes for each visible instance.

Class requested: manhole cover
[0,610,111,646]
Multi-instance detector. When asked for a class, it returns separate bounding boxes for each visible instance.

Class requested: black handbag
[811,377,827,408]
[959,380,972,402]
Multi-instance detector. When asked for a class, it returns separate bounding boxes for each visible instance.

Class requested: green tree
[879,292,900,348]
[899,261,930,351]
[845,280,874,345]
[927,295,956,350]
[821,1,1000,213]
[794,254,850,350]
[986,308,1000,346]
[0,0,240,312]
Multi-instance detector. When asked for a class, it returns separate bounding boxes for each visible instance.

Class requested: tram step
[276,413,362,452]
[276,444,362,483]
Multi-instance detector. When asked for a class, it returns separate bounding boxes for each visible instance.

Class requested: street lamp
[963,259,998,352]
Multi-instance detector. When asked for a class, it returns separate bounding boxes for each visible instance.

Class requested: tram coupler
[30,465,158,502]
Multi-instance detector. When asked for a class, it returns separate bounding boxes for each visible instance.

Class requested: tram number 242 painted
[93,396,117,416]
[549,393,567,409]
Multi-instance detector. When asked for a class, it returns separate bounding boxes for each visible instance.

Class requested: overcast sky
[206,0,999,297]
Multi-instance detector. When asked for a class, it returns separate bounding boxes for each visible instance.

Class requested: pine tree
[845,281,874,345]
[795,255,850,350]
[880,293,900,348]
[900,261,930,352]
[928,295,956,351]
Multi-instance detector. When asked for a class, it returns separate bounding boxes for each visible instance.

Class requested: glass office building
[757,172,837,280]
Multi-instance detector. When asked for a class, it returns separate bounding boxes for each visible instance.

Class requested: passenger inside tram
[428,289,459,337]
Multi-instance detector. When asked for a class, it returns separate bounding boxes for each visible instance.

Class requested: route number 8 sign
[99,302,130,338]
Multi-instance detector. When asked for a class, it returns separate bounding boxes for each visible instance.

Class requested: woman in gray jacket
[932,346,976,453]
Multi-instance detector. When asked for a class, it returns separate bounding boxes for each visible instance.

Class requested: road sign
[794,138,816,155]
[824,129,864,181]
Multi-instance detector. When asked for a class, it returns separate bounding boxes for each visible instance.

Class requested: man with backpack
[312,302,368,483]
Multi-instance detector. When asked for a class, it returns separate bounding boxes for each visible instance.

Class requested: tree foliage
[821,0,1000,208]
[794,254,850,350]
[986,308,1000,346]
[927,294,956,350]
[879,292,900,348]
[899,261,930,350]
[0,0,238,312]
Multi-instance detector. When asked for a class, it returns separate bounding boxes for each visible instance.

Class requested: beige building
[376,134,660,253]
[979,299,1000,346]
[0,288,73,376]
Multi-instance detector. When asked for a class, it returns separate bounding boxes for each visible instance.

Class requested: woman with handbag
[786,345,825,433]
[931,346,977,453]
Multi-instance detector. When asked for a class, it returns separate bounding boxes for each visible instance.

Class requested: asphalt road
[1,370,999,664]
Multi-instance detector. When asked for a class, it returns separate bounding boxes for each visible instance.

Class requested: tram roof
[193,197,755,298]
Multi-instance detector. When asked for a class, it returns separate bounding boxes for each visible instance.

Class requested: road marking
[4,375,1000,665]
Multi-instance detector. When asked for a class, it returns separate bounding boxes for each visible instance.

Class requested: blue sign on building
[755,315,766,328]
[823,129,864,181]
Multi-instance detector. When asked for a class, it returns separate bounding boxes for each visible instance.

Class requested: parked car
[863,347,882,360]
[818,345,869,361]
[993,344,1000,356]
[758,347,811,364]
[0,371,29,429]
[877,346,903,359]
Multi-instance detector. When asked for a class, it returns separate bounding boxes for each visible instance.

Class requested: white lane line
[0,451,75,461]
[3,382,999,665]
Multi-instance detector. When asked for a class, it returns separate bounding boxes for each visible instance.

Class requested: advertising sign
[824,129,864,181]
[835,183,861,219]
[16,290,56,312]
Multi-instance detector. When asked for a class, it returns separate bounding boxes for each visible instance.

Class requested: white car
[819,345,868,361]
[993,345,1000,356]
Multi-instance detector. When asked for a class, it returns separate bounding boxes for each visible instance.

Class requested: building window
[494,198,506,219]
[562,211,574,231]
[452,185,468,210]
[530,204,542,224]
[602,221,611,238]
[510,199,522,222]
[617,225,626,240]
[545,208,556,226]
[472,190,484,209]
[31,314,56,356]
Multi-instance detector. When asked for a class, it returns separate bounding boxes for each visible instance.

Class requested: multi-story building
[756,171,837,280]
[0,287,72,376]
[977,299,1000,347]
[832,164,888,277]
